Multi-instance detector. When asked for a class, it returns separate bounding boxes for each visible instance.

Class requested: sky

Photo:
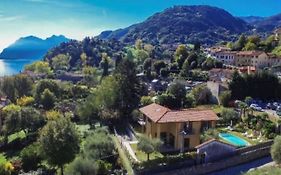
[0,0,281,51]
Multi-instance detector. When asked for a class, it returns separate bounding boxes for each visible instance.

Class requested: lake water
[0,58,37,76]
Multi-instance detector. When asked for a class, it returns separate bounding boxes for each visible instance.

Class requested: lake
[0,58,38,76]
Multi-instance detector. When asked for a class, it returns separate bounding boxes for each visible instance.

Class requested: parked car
[250,104,264,112]
[277,106,281,116]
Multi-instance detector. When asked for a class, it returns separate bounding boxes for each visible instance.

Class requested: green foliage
[219,91,231,107]
[220,108,239,125]
[20,142,42,172]
[83,128,115,160]
[272,46,281,56]
[39,117,80,172]
[185,94,195,108]
[16,96,35,106]
[82,66,99,87]
[25,61,52,74]
[34,79,60,101]
[153,61,166,75]
[114,58,140,118]
[137,135,162,161]
[191,85,212,105]
[140,96,153,106]
[65,157,97,175]
[201,129,219,142]
[51,54,70,71]
[156,93,177,109]
[40,89,56,110]
[0,74,33,102]
[244,166,281,175]
[167,81,187,108]
[271,136,281,164]
[229,70,281,100]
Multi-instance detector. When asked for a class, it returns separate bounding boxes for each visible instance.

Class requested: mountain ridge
[0,35,70,60]
[97,5,252,45]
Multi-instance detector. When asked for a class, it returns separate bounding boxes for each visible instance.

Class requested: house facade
[234,51,280,69]
[139,103,218,152]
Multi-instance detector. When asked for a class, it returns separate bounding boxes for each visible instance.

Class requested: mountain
[253,13,281,32]
[239,16,265,24]
[0,35,69,59]
[98,5,251,45]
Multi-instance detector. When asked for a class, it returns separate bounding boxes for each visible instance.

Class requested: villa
[139,103,219,152]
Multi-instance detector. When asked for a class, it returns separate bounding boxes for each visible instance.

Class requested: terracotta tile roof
[158,109,218,123]
[236,51,265,57]
[195,139,237,149]
[139,103,170,123]
[140,103,218,123]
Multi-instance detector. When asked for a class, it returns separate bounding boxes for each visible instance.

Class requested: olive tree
[39,118,80,175]
[137,135,162,160]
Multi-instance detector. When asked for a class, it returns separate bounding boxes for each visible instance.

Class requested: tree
[14,74,33,98]
[175,45,188,68]
[180,60,191,77]
[21,107,44,133]
[40,89,56,110]
[114,58,140,119]
[153,61,166,75]
[244,96,253,106]
[25,61,52,74]
[167,81,187,108]
[191,85,212,105]
[0,76,17,102]
[156,93,177,109]
[20,142,42,172]
[271,136,281,164]
[39,118,80,175]
[220,108,239,125]
[219,91,231,107]
[100,53,110,77]
[137,135,162,160]
[82,128,115,160]
[140,96,153,106]
[51,54,70,71]
[34,79,60,102]
[233,35,247,51]
[65,157,97,175]
[185,94,195,108]
[82,66,98,87]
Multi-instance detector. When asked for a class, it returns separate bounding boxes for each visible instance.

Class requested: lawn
[244,166,281,175]
[130,143,163,162]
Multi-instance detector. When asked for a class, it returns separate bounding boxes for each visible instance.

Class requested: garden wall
[140,141,273,175]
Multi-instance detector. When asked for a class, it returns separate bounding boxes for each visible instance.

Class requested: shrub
[219,91,231,107]
[20,142,42,172]
[16,96,35,106]
[271,136,281,164]
[66,157,97,175]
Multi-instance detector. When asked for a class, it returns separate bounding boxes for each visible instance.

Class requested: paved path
[207,156,273,175]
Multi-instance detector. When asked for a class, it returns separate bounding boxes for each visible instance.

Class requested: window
[184,138,190,149]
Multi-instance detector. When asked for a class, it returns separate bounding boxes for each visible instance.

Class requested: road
[207,156,272,175]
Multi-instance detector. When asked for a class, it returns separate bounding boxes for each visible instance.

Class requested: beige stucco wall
[144,117,217,150]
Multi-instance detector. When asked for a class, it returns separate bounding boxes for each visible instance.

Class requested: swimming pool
[219,133,250,147]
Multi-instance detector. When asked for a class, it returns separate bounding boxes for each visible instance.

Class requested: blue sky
[0,0,281,51]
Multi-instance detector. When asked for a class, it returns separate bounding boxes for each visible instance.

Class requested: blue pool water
[219,133,249,147]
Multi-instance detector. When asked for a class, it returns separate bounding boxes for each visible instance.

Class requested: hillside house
[139,103,218,152]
